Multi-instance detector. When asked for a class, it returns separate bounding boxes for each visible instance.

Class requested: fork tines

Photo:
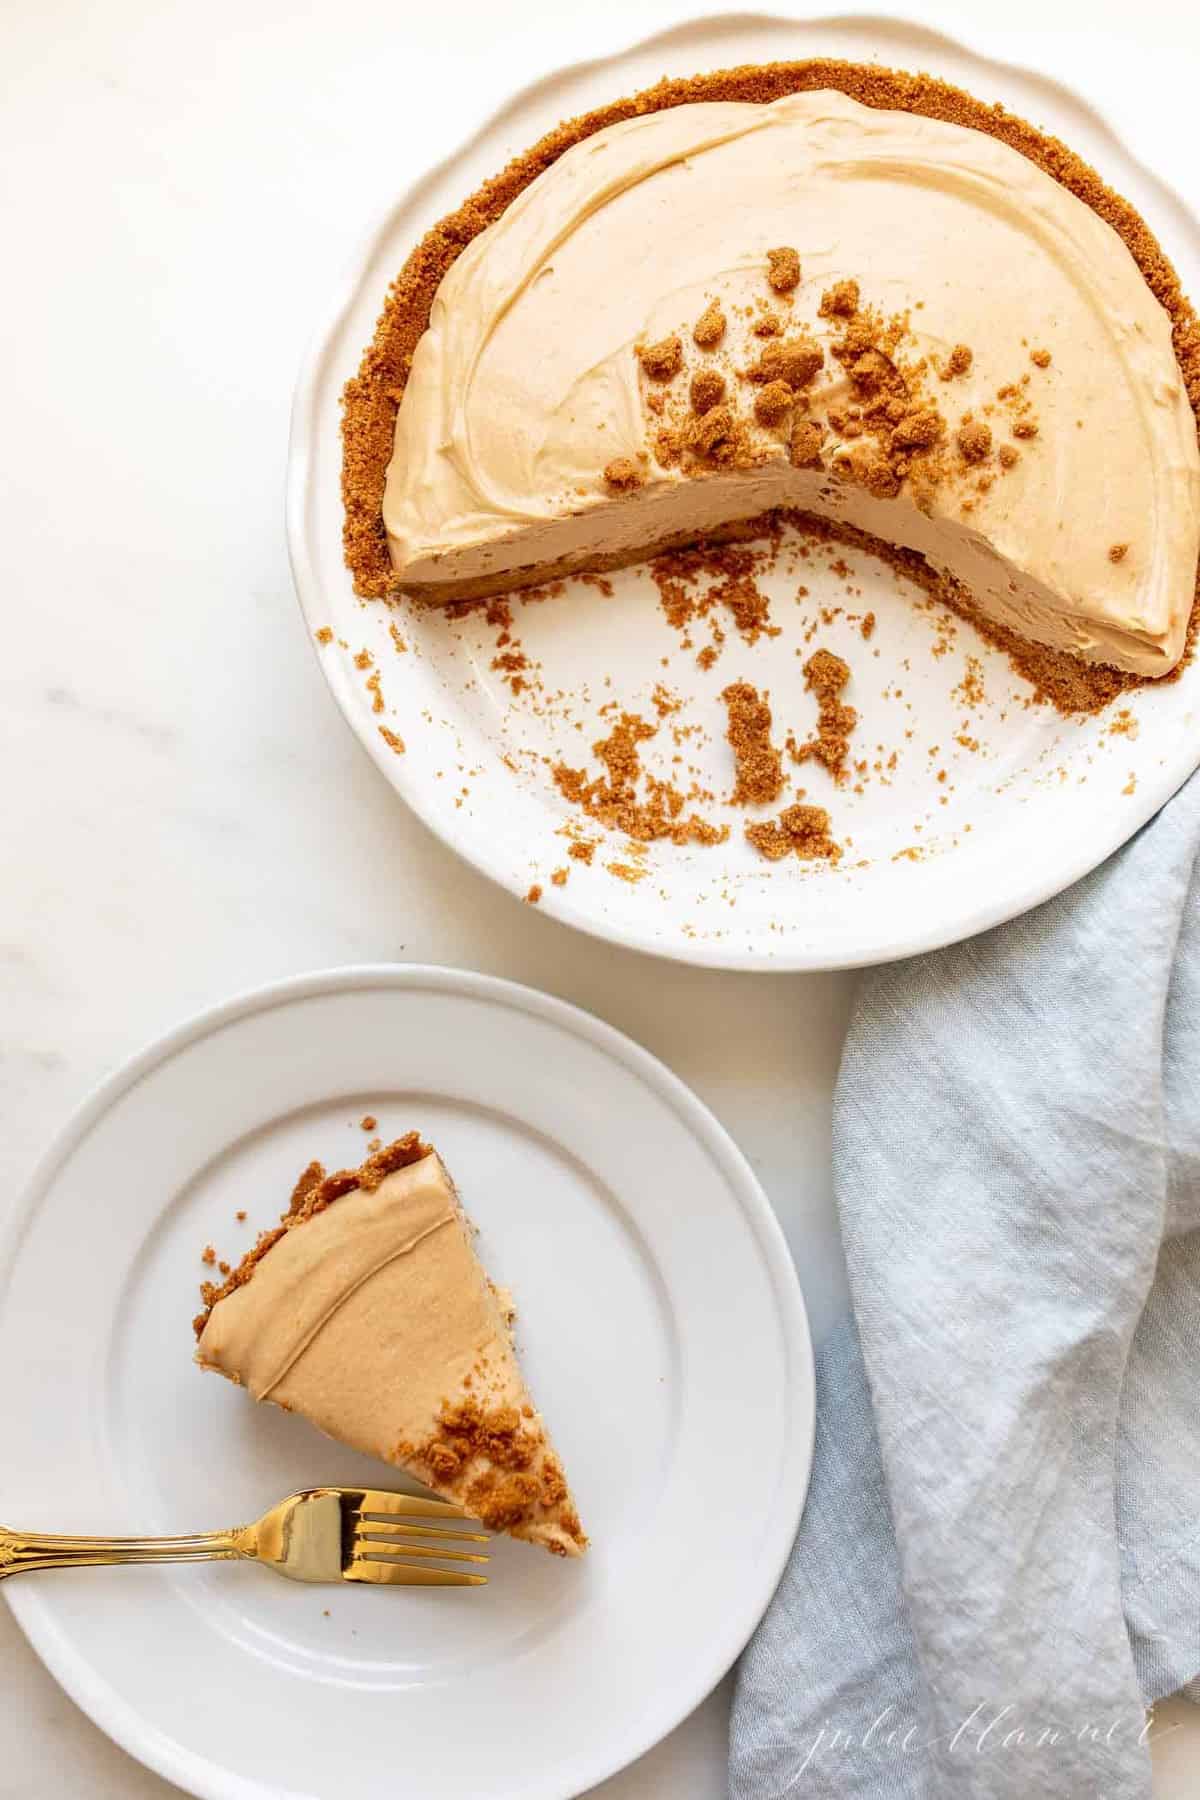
[342,1487,490,1588]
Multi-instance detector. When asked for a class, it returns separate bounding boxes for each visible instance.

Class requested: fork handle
[0,1524,253,1578]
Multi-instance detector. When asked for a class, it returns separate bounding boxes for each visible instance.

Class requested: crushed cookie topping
[692,298,726,348]
[957,420,992,464]
[552,711,728,845]
[399,1399,586,1551]
[767,246,801,292]
[790,419,825,468]
[684,403,761,469]
[938,343,973,379]
[746,802,841,863]
[686,402,736,457]
[652,539,781,645]
[819,278,860,318]
[747,335,824,390]
[755,379,794,427]
[833,444,901,499]
[721,680,785,805]
[637,334,683,380]
[890,408,943,450]
[807,288,954,502]
[790,648,857,779]
[603,456,645,490]
[653,426,683,467]
[690,368,727,414]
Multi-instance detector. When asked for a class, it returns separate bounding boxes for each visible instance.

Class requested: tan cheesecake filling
[344,59,1200,708]
[195,1135,587,1556]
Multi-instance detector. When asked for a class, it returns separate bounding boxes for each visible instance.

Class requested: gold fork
[0,1486,489,1588]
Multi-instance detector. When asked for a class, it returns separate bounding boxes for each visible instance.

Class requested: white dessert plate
[287,11,1200,971]
[0,965,813,1800]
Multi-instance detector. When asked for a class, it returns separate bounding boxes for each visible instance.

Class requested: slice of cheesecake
[194,1133,587,1557]
[375,87,1199,678]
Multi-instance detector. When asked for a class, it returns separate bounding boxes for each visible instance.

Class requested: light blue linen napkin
[731,773,1200,1798]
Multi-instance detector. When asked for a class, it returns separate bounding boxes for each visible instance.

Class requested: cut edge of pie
[194,1132,588,1558]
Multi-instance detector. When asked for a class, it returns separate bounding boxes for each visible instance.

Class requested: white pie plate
[287,9,1200,972]
[0,965,813,1800]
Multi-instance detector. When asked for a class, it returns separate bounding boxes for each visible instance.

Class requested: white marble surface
[1,0,1197,1793]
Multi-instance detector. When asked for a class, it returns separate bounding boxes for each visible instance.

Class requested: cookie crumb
[553,712,727,845]
[998,444,1019,468]
[686,403,738,460]
[315,626,333,645]
[721,681,784,806]
[790,648,856,778]
[790,419,825,468]
[746,802,841,864]
[360,1115,377,1132]
[692,300,726,348]
[524,884,543,905]
[957,420,992,464]
[1030,348,1052,368]
[748,336,824,390]
[604,456,644,490]
[550,867,568,887]
[938,344,973,379]
[891,407,943,450]
[690,368,726,415]
[767,246,801,292]
[754,380,793,427]
[833,444,901,499]
[819,279,859,318]
[379,726,406,754]
[637,335,683,380]
[1108,542,1129,563]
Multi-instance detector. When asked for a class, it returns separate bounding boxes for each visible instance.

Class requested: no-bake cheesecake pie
[195,1133,587,1557]
[343,61,1200,700]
